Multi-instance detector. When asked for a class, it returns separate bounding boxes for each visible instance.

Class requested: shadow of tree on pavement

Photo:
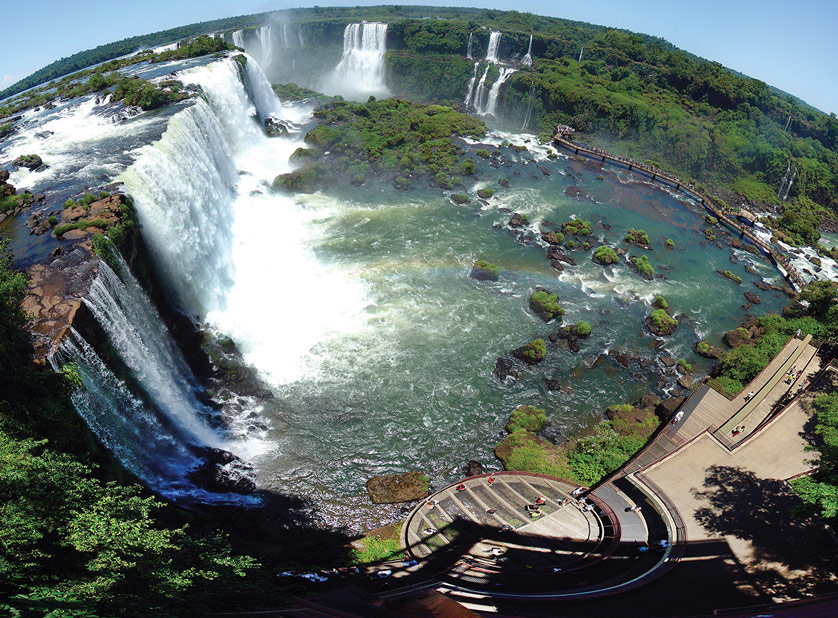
[692,465,837,597]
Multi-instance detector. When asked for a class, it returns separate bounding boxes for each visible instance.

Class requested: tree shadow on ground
[692,465,837,597]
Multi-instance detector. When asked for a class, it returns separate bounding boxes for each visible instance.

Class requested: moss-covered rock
[366,471,430,504]
[470,259,500,281]
[450,193,470,205]
[717,270,742,284]
[561,218,592,237]
[652,295,668,310]
[506,405,547,434]
[512,338,547,364]
[645,309,677,336]
[477,187,494,199]
[629,254,655,279]
[576,321,591,337]
[529,288,564,322]
[695,340,725,359]
[624,228,651,247]
[592,245,619,265]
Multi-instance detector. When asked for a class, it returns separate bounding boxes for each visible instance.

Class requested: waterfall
[232,30,245,49]
[51,254,260,504]
[463,62,479,107]
[466,33,473,59]
[120,58,268,317]
[329,22,389,100]
[258,26,274,75]
[480,67,516,117]
[469,64,491,112]
[522,35,533,66]
[298,26,305,48]
[486,31,502,63]
[521,81,536,129]
[280,24,290,48]
[53,328,204,499]
[83,255,221,446]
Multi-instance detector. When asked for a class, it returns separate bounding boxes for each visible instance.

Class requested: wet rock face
[188,447,256,494]
[22,245,101,358]
[366,471,429,504]
[463,460,483,477]
[494,356,521,381]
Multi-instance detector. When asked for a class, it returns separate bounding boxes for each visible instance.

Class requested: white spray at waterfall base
[328,22,389,100]
[123,56,369,390]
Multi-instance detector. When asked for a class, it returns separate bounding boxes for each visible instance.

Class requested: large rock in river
[366,471,430,504]
[188,447,256,494]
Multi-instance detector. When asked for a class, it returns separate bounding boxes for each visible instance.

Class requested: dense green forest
[380,15,838,250]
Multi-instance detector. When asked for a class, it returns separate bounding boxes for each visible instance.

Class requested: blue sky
[1,0,836,114]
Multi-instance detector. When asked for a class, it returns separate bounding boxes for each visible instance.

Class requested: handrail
[552,135,804,290]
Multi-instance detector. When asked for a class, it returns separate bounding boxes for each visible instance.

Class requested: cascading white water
[466,33,473,59]
[258,25,274,75]
[522,81,536,129]
[298,25,305,48]
[120,95,238,317]
[329,22,389,100]
[463,62,479,107]
[482,67,517,117]
[522,35,533,66]
[470,64,492,112]
[83,254,222,446]
[486,31,502,63]
[53,328,202,496]
[232,30,245,49]
[123,56,366,389]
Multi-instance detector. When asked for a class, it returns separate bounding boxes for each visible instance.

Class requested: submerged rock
[366,471,429,504]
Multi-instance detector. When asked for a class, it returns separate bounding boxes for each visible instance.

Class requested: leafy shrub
[473,259,499,278]
[576,321,592,337]
[632,255,655,278]
[530,290,564,319]
[624,228,650,245]
[562,219,592,236]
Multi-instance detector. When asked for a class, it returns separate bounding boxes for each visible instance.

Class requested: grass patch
[593,245,619,265]
[507,406,547,433]
[54,219,106,237]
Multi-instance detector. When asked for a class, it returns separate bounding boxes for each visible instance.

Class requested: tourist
[488,474,495,486]
[658,539,669,549]
[638,544,649,553]
[670,410,684,426]
[486,507,497,514]
[425,499,438,509]
[561,497,572,506]
[629,504,642,513]
[457,483,466,492]
[571,486,584,496]
[584,503,595,512]
[535,496,545,505]
[744,391,755,402]
[525,504,539,512]
[529,509,542,519]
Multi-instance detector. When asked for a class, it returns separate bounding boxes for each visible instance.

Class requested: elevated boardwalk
[552,134,803,290]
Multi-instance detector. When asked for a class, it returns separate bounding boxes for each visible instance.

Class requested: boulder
[462,460,483,477]
[677,375,694,389]
[544,378,561,391]
[723,327,751,348]
[366,471,429,504]
[509,212,526,227]
[639,394,661,409]
[541,231,562,245]
[695,340,725,359]
[469,260,499,281]
[498,178,510,188]
[494,357,521,381]
[660,356,677,368]
[655,397,685,421]
[744,291,761,305]
[512,339,547,365]
[188,447,256,494]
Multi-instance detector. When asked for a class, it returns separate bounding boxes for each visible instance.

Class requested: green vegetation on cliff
[790,393,838,520]
[275,98,485,191]
[0,239,269,616]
